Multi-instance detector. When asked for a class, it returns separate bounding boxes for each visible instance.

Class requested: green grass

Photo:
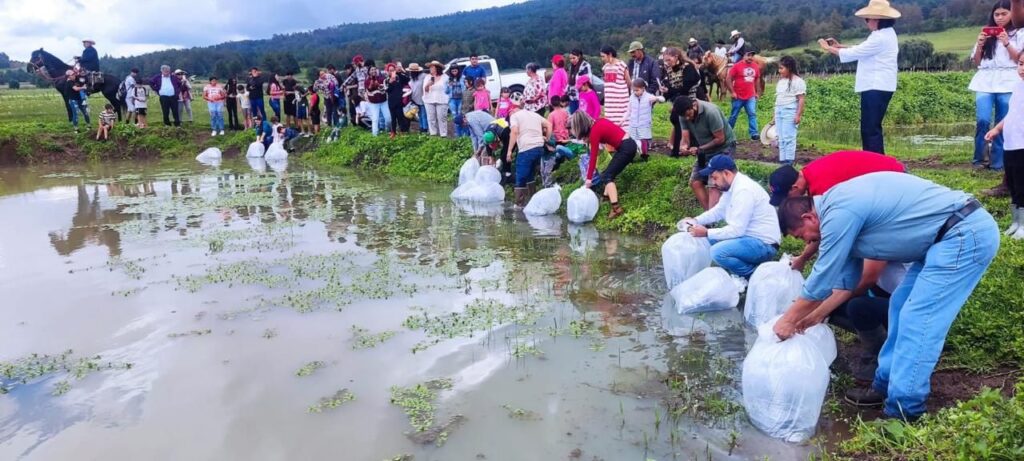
[776,26,979,57]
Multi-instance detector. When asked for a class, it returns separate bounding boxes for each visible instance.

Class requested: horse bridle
[28,56,69,83]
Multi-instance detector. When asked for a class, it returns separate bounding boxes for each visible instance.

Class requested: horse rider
[728,30,747,63]
[76,39,102,88]
[687,38,705,62]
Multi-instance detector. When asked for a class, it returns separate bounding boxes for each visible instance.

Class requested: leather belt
[934,199,982,243]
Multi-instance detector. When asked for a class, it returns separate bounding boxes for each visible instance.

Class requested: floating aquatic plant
[307,388,355,413]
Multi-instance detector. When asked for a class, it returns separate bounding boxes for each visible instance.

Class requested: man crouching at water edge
[677,154,781,278]
[773,172,1000,421]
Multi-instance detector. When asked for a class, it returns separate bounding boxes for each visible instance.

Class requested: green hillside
[776,26,978,57]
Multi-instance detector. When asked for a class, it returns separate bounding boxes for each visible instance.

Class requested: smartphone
[983,26,1004,37]
[826,38,838,46]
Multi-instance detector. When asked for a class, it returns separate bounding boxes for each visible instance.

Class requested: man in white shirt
[678,154,781,278]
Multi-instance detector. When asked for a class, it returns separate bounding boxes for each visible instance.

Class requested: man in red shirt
[768,150,906,269]
[727,51,762,140]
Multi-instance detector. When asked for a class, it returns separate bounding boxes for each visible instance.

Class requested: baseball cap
[697,154,736,177]
[768,165,800,206]
[483,131,496,144]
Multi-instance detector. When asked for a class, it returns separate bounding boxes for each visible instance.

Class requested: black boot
[854,326,887,384]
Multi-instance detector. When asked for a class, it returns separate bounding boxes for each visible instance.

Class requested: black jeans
[324,99,337,127]
[1006,149,1024,206]
[226,98,239,129]
[830,293,890,334]
[388,100,409,134]
[160,95,181,127]
[860,90,893,154]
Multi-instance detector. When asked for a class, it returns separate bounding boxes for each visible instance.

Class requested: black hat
[768,165,800,206]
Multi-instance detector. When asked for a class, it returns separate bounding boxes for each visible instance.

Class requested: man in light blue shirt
[773,172,999,421]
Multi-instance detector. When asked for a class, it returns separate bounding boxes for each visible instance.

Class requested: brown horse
[701,52,771,101]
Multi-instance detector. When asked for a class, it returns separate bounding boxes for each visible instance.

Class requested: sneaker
[211,130,217,136]
[844,387,886,407]
[607,204,625,220]
[981,182,1009,197]
[219,131,225,136]
[751,135,761,141]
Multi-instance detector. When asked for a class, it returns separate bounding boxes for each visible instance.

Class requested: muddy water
[0,158,816,460]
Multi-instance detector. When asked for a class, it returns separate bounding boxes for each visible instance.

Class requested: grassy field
[0,87,218,126]
[776,26,978,57]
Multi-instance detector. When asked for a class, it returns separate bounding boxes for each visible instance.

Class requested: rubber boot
[526,181,537,203]
[981,174,1009,197]
[853,326,887,385]
[514,187,528,208]
[1013,207,1024,240]
[1004,205,1020,236]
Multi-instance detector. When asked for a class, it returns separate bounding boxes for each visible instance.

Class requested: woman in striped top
[600,45,632,131]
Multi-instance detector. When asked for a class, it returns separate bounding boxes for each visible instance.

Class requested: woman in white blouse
[970,0,1021,171]
[422,61,450,137]
[818,0,901,155]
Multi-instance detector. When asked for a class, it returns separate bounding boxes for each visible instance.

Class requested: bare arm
[795,93,806,125]
[508,125,520,160]
[773,297,823,339]
[790,240,820,272]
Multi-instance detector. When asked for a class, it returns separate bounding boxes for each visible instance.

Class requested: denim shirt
[802,172,971,301]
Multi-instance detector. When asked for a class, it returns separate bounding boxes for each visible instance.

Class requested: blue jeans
[368,102,391,136]
[568,100,579,114]
[729,97,758,139]
[860,90,893,154]
[515,147,544,187]
[974,91,1011,170]
[269,98,281,119]
[873,209,999,419]
[707,236,777,278]
[775,103,798,163]
[208,102,224,131]
[449,99,463,119]
[416,103,428,131]
[69,100,90,128]
[250,97,266,121]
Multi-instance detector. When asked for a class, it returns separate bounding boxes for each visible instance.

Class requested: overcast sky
[0,0,518,62]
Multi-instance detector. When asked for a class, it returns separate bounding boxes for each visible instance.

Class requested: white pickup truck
[445,55,603,102]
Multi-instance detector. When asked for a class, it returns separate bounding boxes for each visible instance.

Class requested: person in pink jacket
[548,54,569,105]
[576,75,601,120]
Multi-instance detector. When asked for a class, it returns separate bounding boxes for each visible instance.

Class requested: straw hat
[760,122,778,147]
[407,63,422,72]
[174,69,185,75]
[730,30,741,38]
[688,37,698,44]
[855,0,901,19]
[628,41,644,52]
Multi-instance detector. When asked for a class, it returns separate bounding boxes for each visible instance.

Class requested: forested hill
[101,0,989,79]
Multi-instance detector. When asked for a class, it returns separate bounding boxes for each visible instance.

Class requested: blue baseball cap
[698,154,737,177]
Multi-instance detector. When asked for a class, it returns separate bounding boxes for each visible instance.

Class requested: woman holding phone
[970,0,1023,172]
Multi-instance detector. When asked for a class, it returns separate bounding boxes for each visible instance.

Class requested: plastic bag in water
[265,143,288,161]
[450,181,505,203]
[566,187,599,223]
[195,147,222,161]
[459,157,480,186]
[802,320,837,365]
[743,255,805,327]
[742,316,832,443]
[670,267,746,314]
[524,184,562,216]
[661,232,712,289]
[246,142,265,158]
[475,165,502,184]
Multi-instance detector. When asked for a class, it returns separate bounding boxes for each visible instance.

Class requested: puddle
[0,158,816,460]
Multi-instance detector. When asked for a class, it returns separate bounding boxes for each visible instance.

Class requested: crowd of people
[55,0,1023,425]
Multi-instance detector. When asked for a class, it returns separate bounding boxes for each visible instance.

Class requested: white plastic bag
[450,181,475,201]
[670,267,746,314]
[742,317,831,443]
[450,181,505,203]
[743,255,805,327]
[475,165,502,184]
[661,232,712,289]
[566,187,599,223]
[802,321,838,365]
[195,147,222,161]
[524,184,562,216]
[246,142,265,158]
[265,143,288,161]
[459,157,480,186]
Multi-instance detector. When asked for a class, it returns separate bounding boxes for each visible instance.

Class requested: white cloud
[0,0,518,62]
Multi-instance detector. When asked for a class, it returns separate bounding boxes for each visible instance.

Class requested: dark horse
[28,48,122,122]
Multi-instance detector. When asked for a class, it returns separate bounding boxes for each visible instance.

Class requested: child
[203,77,226,136]
[96,104,116,140]
[627,79,664,161]
[308,85,321,135]
[354,96,372,130]
[539,96,576,187]
[239,85,252,129]
[472,78,491,112]
[132,83,149,128]
[495,87,513,119]
[576,76,601,120]
[986,53,1024,239]
[256,115,274,149]
[296,87,310,136]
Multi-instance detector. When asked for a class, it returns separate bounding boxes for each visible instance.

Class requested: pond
[799,123,974,161]
[0,157,819,460]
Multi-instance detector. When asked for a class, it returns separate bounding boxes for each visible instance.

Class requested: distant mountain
[101,0,989,79]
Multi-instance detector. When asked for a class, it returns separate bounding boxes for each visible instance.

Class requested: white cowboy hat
[760,122,778,147]
[82,39,96,45]
[174,69,185,75]
[730,30,741,38]
[855,0,901,19]
[688,37,698,44]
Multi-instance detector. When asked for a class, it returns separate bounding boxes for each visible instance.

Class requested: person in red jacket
[769,150,907,270]
[727,51,763,140]
[570,111,639,219]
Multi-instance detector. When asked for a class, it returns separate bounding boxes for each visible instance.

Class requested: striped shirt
[602,61,629,130]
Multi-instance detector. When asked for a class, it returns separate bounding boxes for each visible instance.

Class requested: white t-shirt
[509,109,547,152]
[877,262,911,294]
[774,76,806,107]
[839,28,899,93]
[1003,81,1024,151]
